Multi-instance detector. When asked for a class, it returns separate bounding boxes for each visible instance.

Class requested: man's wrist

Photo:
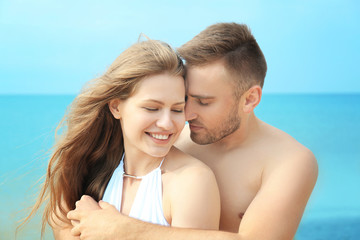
[113,214,135,240]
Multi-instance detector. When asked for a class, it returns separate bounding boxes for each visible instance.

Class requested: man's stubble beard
[190,103,241,145]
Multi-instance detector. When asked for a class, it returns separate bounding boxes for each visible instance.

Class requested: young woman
[24,39,220,239]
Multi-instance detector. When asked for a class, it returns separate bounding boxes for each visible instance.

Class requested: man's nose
[185,101,197,121]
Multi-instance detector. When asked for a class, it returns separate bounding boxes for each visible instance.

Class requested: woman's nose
[156,111,174,130]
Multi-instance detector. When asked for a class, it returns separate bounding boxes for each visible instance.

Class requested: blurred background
[1,0,359,239]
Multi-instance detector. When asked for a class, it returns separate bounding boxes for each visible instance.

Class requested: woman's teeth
[151,133,170,140]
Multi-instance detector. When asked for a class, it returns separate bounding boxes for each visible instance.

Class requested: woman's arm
[168,164,220,229]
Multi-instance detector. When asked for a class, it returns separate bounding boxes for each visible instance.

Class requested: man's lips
[188,123,203,131]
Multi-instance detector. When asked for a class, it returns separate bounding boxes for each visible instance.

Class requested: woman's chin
[146,147,172,158]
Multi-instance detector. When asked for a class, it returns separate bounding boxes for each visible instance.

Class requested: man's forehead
[186,62,234,94]
[186,61,231,81]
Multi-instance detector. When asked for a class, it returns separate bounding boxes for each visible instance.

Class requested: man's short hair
[178,23,267,94]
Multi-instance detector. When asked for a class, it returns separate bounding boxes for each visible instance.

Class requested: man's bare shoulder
[260,121,307,153]
[260,121,318,182]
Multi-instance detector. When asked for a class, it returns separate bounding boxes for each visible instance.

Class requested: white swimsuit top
[102,155,169,226]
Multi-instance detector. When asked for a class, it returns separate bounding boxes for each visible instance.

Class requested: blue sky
[0,0,359,94]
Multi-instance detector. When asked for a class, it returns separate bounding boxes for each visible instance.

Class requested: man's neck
[211,112,261,152]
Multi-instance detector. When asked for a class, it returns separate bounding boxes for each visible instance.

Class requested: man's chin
[190,132,212,145]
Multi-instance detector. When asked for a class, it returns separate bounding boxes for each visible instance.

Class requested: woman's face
[113,73,186,158]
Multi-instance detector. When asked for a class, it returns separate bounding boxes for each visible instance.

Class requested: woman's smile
[146,132,173,144]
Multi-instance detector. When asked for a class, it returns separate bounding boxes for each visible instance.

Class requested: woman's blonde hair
[21,39,185,236]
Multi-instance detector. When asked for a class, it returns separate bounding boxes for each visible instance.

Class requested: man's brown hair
[178,23,267,93]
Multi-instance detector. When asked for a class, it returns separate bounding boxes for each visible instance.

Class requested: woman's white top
[102,155,170,226]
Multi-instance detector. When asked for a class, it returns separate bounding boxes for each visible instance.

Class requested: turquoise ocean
[1,94,359,239]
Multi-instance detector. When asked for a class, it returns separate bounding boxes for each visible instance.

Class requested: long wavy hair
[20,39,185,236]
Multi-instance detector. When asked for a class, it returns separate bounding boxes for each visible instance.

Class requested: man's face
[185,61,241,145]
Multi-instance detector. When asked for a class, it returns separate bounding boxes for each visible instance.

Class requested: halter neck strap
[121,153,165,179]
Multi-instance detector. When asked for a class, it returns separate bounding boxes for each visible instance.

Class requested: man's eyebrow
[143,99,185,105]
[188,94,215,99]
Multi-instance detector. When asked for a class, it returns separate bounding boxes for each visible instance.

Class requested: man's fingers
[71,219,79,227]
[70,224,81,237]
[67,209,81,221]
[80,195,98,204]
[76,195,101,211]
[99,200,114,209]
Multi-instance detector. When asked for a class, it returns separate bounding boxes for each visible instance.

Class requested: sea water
[1,94,359,239]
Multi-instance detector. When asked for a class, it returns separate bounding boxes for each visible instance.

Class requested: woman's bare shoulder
[165,146,212,172]
[162,147,217,192]
[162,147,220,229]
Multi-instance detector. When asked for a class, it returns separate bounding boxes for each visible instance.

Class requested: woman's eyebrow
[143,99,185,105]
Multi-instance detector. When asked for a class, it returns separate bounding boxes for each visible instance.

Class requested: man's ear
[242,85,262,114]
[108,99,122,119]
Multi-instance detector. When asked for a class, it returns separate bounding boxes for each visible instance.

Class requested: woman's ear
[108,99,122,119]
[242,85,262,114]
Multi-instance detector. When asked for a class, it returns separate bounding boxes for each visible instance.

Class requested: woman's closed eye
[143,107,184,113]
[144,107,158,112]
[172,108,184,113]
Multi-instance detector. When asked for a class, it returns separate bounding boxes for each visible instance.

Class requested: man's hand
[67,195,122,240]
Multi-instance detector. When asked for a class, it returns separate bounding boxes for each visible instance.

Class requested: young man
[67,22,318,240]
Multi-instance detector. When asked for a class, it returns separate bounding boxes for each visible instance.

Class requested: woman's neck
[122,145,164,177]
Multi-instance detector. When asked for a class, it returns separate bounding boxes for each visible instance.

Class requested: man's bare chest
[204,155,263,232]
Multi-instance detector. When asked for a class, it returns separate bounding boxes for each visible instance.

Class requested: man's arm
[68,198,240,240]
[236,148,318,239]
[103,206,240,240]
